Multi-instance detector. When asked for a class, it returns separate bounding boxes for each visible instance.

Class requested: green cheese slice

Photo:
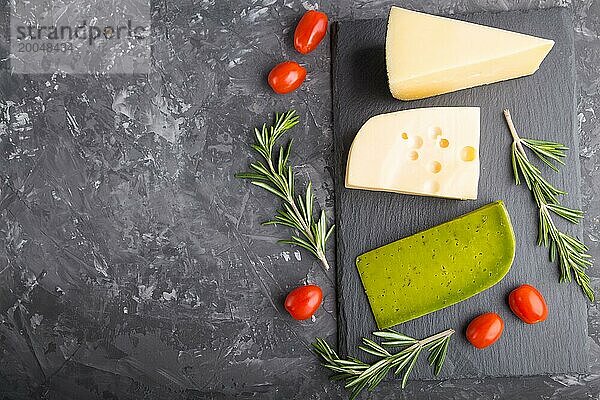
[356,201,516,329]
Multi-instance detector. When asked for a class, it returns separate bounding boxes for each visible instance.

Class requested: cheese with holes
[386,7,555,100]
[345,107,480,200]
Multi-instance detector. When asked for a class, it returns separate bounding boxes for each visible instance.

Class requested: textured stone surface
[333,7,589,379]
[0,0,598,399]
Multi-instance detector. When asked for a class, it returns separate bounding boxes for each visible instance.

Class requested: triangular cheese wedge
[386,7,555,100]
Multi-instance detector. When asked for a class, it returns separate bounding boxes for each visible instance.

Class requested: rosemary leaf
[313,329,454,397]
[400,348,421,388]
[503,109,594,301]
[237,111,334,271]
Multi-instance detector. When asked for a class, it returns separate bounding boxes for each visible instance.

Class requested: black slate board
[332,7,588,378]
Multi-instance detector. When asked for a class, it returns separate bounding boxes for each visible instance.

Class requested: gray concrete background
[0,0,599,399]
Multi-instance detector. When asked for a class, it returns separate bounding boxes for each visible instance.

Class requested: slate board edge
[331,6,589,379]
[330,20,350,360]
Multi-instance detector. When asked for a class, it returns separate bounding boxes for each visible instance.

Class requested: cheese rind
[345,107,480,200]
[386,7,555,100]
[356,201,515,329]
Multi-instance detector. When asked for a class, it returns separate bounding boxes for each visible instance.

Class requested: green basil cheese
[356,201,515,329]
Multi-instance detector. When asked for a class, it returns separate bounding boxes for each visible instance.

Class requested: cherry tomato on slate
[284,284,323,320]
[294,10,329,54]
[508,284,548,324]
[268,61,307,94]
[466,312,504,349]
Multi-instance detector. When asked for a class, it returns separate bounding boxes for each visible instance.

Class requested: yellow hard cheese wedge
[357,201,516,329]
[386,7,555,100]
[345,107,480,200]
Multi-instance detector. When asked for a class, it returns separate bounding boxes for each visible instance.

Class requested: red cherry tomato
[466,312,504,349]
[294,10,328,54]
[508,284,548,324]
[284,284,323,320]
[268,61,307,94]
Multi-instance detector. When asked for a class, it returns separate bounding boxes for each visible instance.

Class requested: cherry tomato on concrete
[267,61,307,94]
[294,10,329,54]
[284,284,323,320]
[466,312,504,349]
[508,284,548,324]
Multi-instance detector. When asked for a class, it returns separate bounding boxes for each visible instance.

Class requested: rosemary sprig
[503,109,594,301]
[236,110,334,270]
[313,328,454,399]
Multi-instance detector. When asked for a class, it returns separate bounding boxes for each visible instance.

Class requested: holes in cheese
[429,161,442,174]
[345,107,480,200]
[461,146,477,162]
[429,126,442,139]
[386,7,555,100]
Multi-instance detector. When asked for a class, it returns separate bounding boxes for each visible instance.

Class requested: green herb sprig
[313,328,454,399]
[237,110,334,270]
[503,109,593,301]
